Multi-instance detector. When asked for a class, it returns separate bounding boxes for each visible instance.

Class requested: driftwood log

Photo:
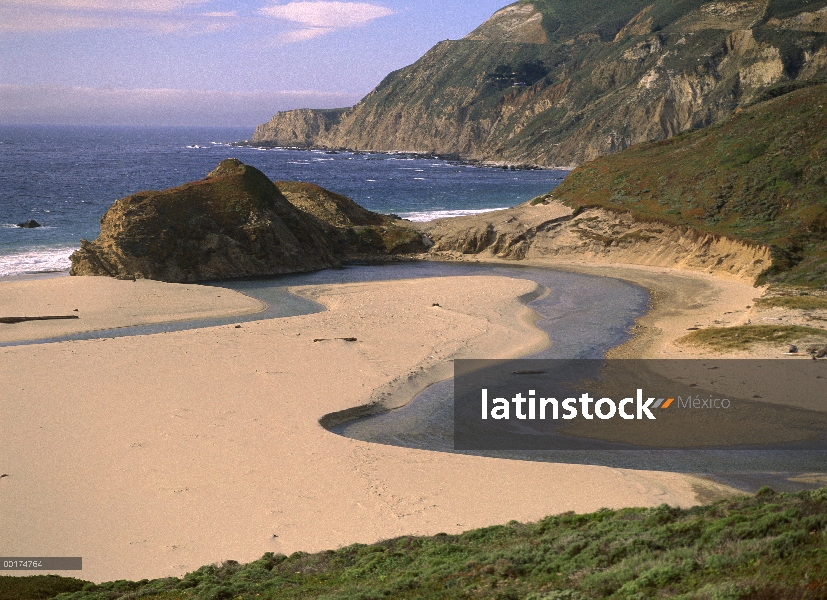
[0,316,80,324]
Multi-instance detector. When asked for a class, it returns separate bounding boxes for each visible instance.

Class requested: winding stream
[7,262,824,491]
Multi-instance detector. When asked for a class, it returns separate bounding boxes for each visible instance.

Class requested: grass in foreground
[679,324,827,351]
[5,487,827,600]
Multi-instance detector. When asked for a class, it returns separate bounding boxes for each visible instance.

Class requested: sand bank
[515,259,825,359]
[0,274,733,583]
[539,262,765,359]
[420,255,773,359]
[0,275,265,344]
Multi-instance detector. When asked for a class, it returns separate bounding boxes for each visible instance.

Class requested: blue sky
[0,0,511,127]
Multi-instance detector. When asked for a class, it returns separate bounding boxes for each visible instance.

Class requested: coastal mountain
[417,83,827,285]
[70,159,426,282]
[251,0,827,167]
[551,82,827,286]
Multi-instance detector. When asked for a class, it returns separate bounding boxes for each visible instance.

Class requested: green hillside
[553,83,827,286]
[4,487,827,599]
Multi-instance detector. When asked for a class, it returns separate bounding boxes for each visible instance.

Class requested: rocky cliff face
[70,160,427,282]
[251,0,827,167]
[417,82,826,287]
[252,109,346,149]
[465,3,548,44]
[275,181,430,256]
[417,198,771,282]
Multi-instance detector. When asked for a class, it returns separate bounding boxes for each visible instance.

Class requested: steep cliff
[252,109,346,149]
[252,0,827,167]
[70,160,426,282]
[417,83,827,286]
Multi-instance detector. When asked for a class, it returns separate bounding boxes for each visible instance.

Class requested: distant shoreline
[230,140,571,172]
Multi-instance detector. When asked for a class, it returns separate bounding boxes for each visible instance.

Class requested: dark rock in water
[70,159,427,283]
[17,219,41,228]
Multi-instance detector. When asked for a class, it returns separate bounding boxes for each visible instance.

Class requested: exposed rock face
[275,181,430,256]
[251,0,827,167]
[767,6,827,32]
[252,109,346,149]
[275,181,386,227]
[70,160,427,282]
[465,3,548,44]
[417,198,771,283]
[17,219,41,228]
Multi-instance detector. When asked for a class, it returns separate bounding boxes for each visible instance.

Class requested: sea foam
[398,208,507,222]
[0,246,74,278]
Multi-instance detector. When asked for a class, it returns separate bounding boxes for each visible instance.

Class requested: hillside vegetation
[252,0,827,167]
[552,83,827,286]
[4,487,827,599]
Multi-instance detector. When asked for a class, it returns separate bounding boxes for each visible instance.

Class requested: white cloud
[0,84,362,126]
[0,0,393,36]
[260,1,393,42]
[0,1,231,32]
[0,0,209,11]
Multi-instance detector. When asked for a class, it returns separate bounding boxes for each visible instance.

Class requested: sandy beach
[0,275,265,344]
[0,270,741,584]
[529,261,766,359]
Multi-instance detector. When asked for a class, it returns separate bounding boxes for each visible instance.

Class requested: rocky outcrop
[70,159,427,283]
[275,181,430,256]
[464,3,548,44]
[275,181,386,228]
[251,0,827,167]
[70,160,340,282]
[416,198,771,283]
[252,109,346,149]
[767,6,827,32]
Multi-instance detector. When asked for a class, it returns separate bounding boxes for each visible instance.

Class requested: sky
[0,0,512,127]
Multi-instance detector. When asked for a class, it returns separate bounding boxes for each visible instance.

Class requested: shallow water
[1,262,644,347]
[6,263,822,491]
[323,269,827,490]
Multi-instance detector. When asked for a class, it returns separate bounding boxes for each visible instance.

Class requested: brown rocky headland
[69,159,427,283]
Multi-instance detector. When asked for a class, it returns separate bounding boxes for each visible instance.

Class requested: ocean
[0,125,569,278]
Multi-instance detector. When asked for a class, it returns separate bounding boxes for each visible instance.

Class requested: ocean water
[0,125,568,278]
